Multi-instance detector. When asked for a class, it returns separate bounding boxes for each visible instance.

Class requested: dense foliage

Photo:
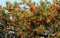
[0,0,60,38]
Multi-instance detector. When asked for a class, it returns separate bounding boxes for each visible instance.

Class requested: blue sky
[0,0,52,7]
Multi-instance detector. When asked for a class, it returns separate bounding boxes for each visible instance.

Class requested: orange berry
[18,31,22,35]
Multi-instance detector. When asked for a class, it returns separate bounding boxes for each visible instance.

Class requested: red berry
[11,18,15,22]
[35,29,39,33]
[2,16,5,18]
[16,28,19,31]
[32,7,36,13]
[24,16,27,20]
[18,6,20,9]
[0,22,2,25]
[27,26,30,30]
[18,31,22,35]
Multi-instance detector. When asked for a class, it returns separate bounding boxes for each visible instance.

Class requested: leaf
[53,0,57,3]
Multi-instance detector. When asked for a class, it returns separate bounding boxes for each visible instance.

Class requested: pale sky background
[0,0,52,7]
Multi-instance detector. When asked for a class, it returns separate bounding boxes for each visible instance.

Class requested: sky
[0,0,52,7]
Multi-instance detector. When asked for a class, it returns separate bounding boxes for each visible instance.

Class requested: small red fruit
[27,26,30,30]
[35,29,39,33]
[16,28,19,31]
[2,16,5,18]
[0,22,2,25]
[24,16,27,20]
[18,6,20,9]
[18,31,22,35]
[11,18,15,22]
[32,7,36,13]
